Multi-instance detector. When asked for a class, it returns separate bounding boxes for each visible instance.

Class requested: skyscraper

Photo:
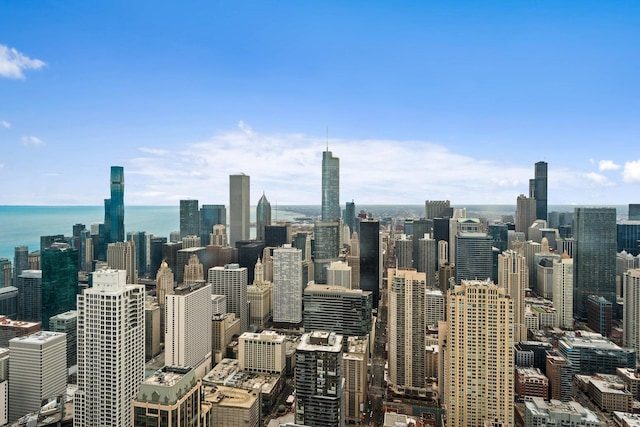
[388,269,426,392]
[295,331,344,427]
[359,219,381,308]
[41,243,78,329]
[180,199,200,239]
[165,283,212,377]
[229,174,250,246]
[321,150,340,222]
[13,245,29,286]
[532,161,548,221]
[498,249,528,342]
[425,200,451,220]
[16,269,41,322]
[454,232,493,285]
[8,331,67,422]
[109,166,125,243]
[313,221,341,284]
[208,264,248,333]
[256,192,271,242]
[623,269,640,360]
[200,204,227,244]
[75,269,145,427]
[442,279,514,426]
[107,240,137,284]
[273,245,303,325]
[573,207,617,319]
[516,194,537,239]
[344,200,356,235]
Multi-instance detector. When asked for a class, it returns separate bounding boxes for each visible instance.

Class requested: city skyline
[2,2,640,206]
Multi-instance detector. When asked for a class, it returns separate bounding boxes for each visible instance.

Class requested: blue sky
[1,1,639,206]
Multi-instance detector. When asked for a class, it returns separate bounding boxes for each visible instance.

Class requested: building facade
[208,264,248,333]
[229,173,250,247]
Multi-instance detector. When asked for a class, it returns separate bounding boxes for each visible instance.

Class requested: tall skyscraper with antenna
[321,149,340,222]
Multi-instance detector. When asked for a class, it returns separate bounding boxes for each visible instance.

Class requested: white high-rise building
[75,269,145,427]
[165,283,212,378]
[327,260,352,288]
[623,269,640,360]
[238,331,286,374]
[209,264,248,333]
[8,331,66,422]
[273,245,303,324]
[553,254,574,329]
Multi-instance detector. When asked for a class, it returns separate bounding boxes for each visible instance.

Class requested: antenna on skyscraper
[326,126,329,150]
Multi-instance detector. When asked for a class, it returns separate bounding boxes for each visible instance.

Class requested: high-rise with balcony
[498,249,528,342]
[229,174,250,246]
[295,331,344,427]
[75,269,145,427]
[208,264,248,333]
[442,279,514,427]
[573,207,617,319]
[321,150,340,222]
[623,269,640,360]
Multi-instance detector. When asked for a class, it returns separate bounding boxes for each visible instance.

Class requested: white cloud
[598,160,621,171]
[0,44,46,79]
[21,135,44,146]
[139,147,169,156]
[583,172,613,186]
[623,160,640,183]
[0,120,10,129]
[0,162,4,169]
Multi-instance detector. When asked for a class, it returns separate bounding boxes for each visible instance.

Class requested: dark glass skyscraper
[179,199,200,239]
[256,192,272,242]
[41,243,78,329]
[321,150,340,222]
[109,166,125,243]
[531,161,548,221]
[344,201,356,235]
[573,207,617,319]
[200,204,226,244]
[359,219,381,308]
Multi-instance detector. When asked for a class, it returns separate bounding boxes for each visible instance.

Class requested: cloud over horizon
[0,44,46,79]
[123,123,632,206]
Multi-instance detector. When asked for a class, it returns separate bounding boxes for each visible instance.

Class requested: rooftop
[10,330,65,345]
[202,384,258,409]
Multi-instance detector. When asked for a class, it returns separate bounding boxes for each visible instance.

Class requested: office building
[443,279,514,427]
[629,204,640,221]
[515,367,549,400]
[236,240,265,284]
[13,246,29,286]
[0,317,40,348]
[524,397,599,427]
[322,149,340,222]
[144,300,161,361]
[229,173,250,246]
[546,351,576,402]
[623,269,640,360]
[531,161,548,221]
[516,194,537,239]
[107,240,137,284]
[210,224,228,246]
[0,258,11,288]
[425,200,451,220]
[344,201,356,235]
[454,232,493,284]
[558,332,635,375]
[8,331,67,422]
[238,331,286,374]
[313,221,341,284]
[17,269,42,322]
[209,264,248,333]
[200,204,227,244]
[488,223,509,254]
[149,236,167,279]
[202,384,260,427]
[265,222,291,248]
[394,235,413,269]
[256,192,271,242]
[498,249,528,342]
[273,245,303,325]
[0,287,17,319]
[155,260,174,306]
[617,221,640,256]
[425,289,445,326]
[388,269,426,393]
[417,235,436,286]
[327,260,352,288]
[75,269,145,427]
[295,331,344,427]
[41,243,78,329]
[360,219,381,308]
[303,283,372,346]
[573,207,617,319]
[165,283,212,378]
[132,366,201,427]
[180,199,200,240]
[553,254,574,329]
[127,231,148,278]
[344,336,368,424]
[49,310,77,368]
[586,295,612,337]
